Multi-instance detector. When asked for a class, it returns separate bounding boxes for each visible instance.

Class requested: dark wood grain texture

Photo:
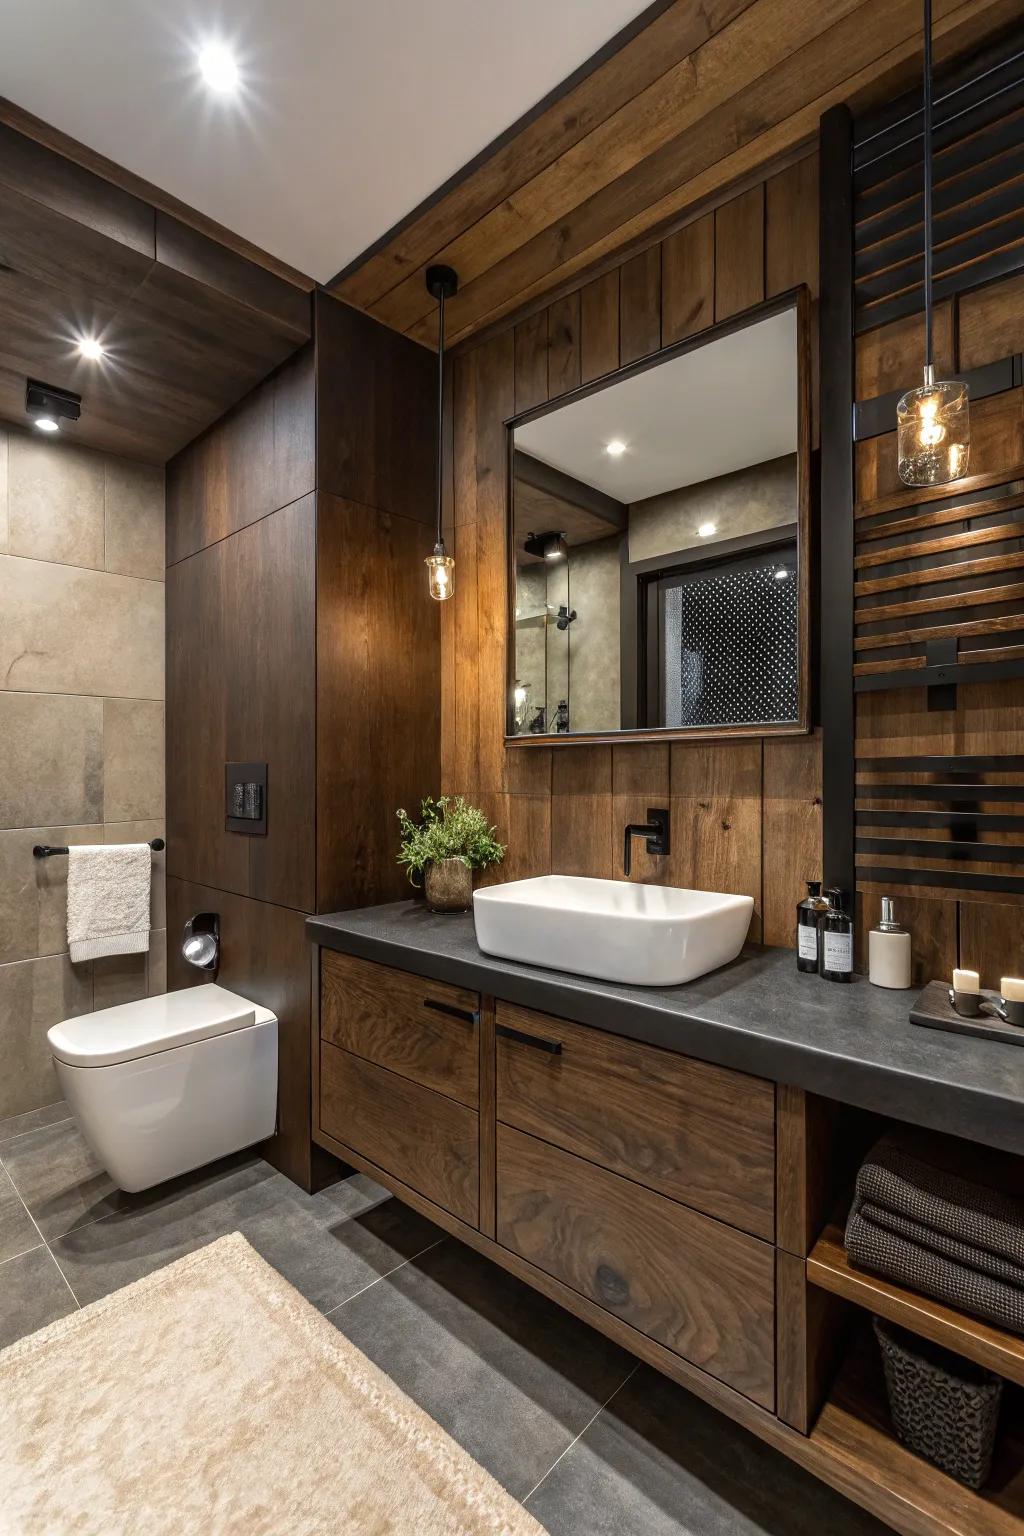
[580,270,620,382]
[320,1041,479,1225]
[776,1249,851,1436]
[496,1123,776,1408]
[167,876,313,1189]
[315,494,440,913]
[495,998,776,1239]
[619,245,662,363]
[662,213,715,342]
[320,950,479,1106]
[715,186,765,321]
[479,995,497,1240]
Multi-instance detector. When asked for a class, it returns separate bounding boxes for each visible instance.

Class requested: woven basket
[873,1316,1003,1489]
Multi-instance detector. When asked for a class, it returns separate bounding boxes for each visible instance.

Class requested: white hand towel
[67,844,152,963]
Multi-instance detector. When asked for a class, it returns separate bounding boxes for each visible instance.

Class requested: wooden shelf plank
[811,1332,1024,1536]
[808,1223,1024,1388]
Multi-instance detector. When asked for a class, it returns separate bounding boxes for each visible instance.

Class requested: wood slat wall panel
[441,168,820,950]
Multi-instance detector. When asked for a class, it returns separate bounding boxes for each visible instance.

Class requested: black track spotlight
[524,530,568,561]
[26,378,81,435]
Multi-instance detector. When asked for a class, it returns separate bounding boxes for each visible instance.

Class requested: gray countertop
[307,902,1024,1157]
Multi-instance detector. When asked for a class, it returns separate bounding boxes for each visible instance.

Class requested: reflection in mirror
[509,301,804,738]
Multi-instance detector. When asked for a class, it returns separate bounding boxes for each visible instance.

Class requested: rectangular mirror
[506,291,810,742]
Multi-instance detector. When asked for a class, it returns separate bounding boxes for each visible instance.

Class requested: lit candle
[1001,977,1024,1002]
[953,968,980,993]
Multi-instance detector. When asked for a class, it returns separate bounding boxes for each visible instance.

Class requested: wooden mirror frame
[504,285,812,747]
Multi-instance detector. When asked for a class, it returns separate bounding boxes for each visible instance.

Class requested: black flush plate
[225,762,267,835]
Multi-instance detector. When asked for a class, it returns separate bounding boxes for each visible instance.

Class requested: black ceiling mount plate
[425,264,458,301]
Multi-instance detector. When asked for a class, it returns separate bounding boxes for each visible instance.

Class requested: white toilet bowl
[47,984,278,1193]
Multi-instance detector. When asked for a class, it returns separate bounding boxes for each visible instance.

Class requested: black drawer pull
[422,999,479,1025]
[496,1023,562,1054]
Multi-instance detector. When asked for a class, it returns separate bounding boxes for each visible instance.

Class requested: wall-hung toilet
[47,985,278,1193]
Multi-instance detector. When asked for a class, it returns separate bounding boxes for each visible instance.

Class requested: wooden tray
[910,979,1024,1046]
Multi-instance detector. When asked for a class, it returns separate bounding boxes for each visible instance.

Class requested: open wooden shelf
[808,1222,1024,1389]
[811,1330,1024,1536]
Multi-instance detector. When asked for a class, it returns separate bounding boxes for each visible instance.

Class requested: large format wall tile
[7,431,105,570]
[0,953,93,1120]
[0,556,163,698]
[0,429,8,553]
[103,698,165,820]
[0,693,103,829]
[0,824,103,964]
[105,457,165,581]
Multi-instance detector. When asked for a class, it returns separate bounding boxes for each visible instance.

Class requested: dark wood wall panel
[316,494,440,912]
[166,493,316,912]
[165,344,315,564]
[167,876,315,1190]
[442,158,823,947]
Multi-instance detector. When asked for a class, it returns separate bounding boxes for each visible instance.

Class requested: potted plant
[396,796,505,913]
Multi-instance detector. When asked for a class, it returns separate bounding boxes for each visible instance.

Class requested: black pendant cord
[435,287,445,551]
[923,0,934,376]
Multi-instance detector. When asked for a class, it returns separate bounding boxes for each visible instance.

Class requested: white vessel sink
[473,875,754,987]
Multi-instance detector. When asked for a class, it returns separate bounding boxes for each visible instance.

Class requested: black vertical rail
[819,106,856,905]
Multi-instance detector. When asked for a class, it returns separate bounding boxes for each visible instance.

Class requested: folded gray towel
[850,1132,1024,1272]
[846,1207,1024,1335]
[858,1200,1024,1292]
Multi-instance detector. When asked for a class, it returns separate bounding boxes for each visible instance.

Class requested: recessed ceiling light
[605,439,627,457]
[34,415,60,433]
[77,337,106,362]
[197,41,240,94]
[697,521,717,538]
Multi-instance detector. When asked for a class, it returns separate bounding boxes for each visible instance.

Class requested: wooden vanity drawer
[320,1041,479,1226]
[497,1124,775,1408]
[321,950,480,1107]
[495,1001,775,1240]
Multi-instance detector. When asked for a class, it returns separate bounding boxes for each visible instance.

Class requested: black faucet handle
[623,808,671,876]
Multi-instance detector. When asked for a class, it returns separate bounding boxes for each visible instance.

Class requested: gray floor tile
[0,1118,123,1239]
[49,1158,443,1311]
[330,1237,636,1501]
[0,1166,42,1264]
[238,1171,445,1312]
[0,1246,77,1348]
[526,1365,890,1536]
[47,1154,279,1304]
[0,1098,70,1147]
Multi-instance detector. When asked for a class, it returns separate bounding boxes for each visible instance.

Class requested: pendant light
[425,264,458,601]
[897,0,969,487]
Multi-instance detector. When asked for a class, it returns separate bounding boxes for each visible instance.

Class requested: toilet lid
[47,984,276,1067]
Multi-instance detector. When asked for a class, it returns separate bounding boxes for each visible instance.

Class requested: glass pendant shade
[426,546,455,601]
[897,366,970,487]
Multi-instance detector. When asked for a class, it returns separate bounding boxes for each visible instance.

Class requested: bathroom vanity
[308,902,1024,1536]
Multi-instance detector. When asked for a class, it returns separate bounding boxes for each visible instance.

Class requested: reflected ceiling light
[524,531,568,562]
[605,439,627,457]
[697,522,717,538]
[774,566,791,581]
[424,265,459,601]
[896,0,969,486]
[76,337,106,362]
[26,378,80,435]
[197,41,240,94]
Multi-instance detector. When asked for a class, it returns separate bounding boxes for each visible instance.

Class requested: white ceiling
[513,309,799,502]
[1,0,652,283]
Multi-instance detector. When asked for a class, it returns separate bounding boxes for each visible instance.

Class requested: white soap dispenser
[868,897,912,990]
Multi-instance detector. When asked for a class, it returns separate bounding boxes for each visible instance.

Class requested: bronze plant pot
[424,857,473,914]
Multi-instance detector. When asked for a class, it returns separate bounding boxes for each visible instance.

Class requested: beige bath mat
[0,1232,547,1536]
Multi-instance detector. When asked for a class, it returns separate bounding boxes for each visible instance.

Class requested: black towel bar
[33,838,165,859]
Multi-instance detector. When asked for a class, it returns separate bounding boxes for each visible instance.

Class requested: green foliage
[396,796,506,886]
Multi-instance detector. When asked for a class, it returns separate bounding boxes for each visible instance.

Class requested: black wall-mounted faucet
[623,808,671,877]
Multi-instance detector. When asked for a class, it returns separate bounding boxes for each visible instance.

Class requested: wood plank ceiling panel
[328,0,1020,350]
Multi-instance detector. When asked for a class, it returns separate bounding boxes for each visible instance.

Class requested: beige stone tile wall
[0,426,166,1120]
